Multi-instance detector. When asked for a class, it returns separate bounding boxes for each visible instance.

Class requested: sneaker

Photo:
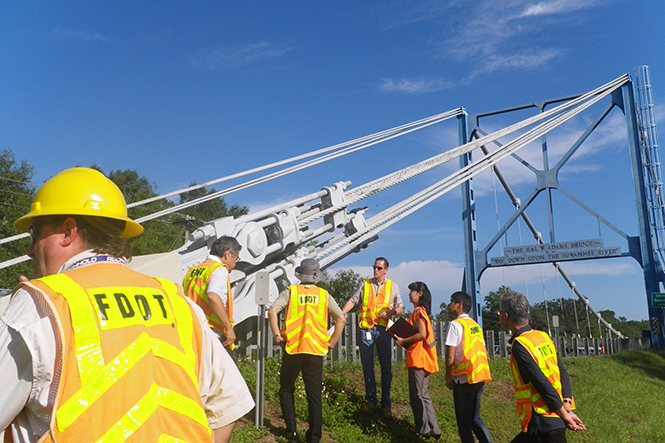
[382,407,393,419]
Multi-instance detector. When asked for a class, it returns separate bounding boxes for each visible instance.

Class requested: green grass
[230,351,665,443]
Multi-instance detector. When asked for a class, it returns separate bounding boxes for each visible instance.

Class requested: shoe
[430,434,441,441]
[382,407,393,419]
[361,403,377,413]
[282,430,297,442]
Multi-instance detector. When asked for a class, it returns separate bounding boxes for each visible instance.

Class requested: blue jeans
[452,382,493,443]
[359,325,393,408]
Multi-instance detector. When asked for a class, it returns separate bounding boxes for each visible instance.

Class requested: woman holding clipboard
[394,282,441,439]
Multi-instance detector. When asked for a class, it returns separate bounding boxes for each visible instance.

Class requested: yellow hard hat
[14,167,144,238]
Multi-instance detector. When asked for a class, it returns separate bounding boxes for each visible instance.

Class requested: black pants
[279,353,323,443]
[511,427,567,443]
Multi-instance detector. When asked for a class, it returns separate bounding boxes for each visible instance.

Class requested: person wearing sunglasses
[341,257,403,419]
[0,167,254,443]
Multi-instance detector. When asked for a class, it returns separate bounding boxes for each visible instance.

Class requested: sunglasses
[372,266,385,270]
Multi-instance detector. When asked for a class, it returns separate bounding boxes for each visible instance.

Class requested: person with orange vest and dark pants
[499,290,586,443]
[445,291,493,443]
[394,282,441,439]
[183,236,241,350]
[0,168,254,443]
[341,257,403,418]
[268,259,346,443]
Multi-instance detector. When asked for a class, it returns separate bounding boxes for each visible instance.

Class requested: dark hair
[210,236,242,258]
[450,291,472,314]
[375,257,389,269]
[408,281,432,316]
[528,314,545,331]
[48,215,132,259]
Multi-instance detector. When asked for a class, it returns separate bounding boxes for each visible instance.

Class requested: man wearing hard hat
[0,167,254,443]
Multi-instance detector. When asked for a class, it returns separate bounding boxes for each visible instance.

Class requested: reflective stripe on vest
[451,317,492,383]
[358,279,392,328]
[281,285,330,356]
[183,260,233,334]
[30,265,212,443]
[405,306,439,374]
[510,330,563,431]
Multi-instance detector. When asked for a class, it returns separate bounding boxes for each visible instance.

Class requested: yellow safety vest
[183,260,233,334]
[510,330,565,431]
[281,285,330,356]
[405,306,439,373]
[358,279,392,328]
[22,263,212,443]
[451,317,492,383]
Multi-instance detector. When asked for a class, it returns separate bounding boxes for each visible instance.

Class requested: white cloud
[520,0,601,17]
[192,42,294,70]
[379,76,454,94]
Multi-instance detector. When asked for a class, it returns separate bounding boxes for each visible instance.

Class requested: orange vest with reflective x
[281,285,330,356]
[358,279,392,329]
[183,260,233,334]
[22,263,213,443]
[451,317,492,383]
[510,330,567,431]
[405,306,439,373]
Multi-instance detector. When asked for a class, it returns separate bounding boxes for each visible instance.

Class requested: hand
[563,411,586,431]
[394,336,404,347]
[19,275,29,283]
[274,334,286,348]
[378,310,393,319]
[222,328,236,347]
[327,340,338,350]
[446,377,454,390]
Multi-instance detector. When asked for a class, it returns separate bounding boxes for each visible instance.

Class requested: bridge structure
[2,66,664,349]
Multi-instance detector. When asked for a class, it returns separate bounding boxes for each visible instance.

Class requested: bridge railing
[240,313,650,363]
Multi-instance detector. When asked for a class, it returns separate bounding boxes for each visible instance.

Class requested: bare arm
[341,299,356,315]
[207,292,235,347]
[328,313,346,349]
[556,407,586,431]
[268,306,286,347]
[445,345,456,390]
[213,422,236,443]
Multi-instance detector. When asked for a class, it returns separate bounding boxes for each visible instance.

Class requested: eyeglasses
[28,219,52,243]
[372,266,385,270]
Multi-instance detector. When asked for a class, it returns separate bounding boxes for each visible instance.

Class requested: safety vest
[358,279,392,328]
[510,330,564,431]
[21,263,212,443]
[183,260,233,334]
[281,285,330,356]
[405,306,439,373]
[451,317,492,383]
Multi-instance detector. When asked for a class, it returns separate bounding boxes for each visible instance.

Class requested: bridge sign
[652,293,665,308]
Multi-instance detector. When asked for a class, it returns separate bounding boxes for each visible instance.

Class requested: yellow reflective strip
[40,274,105,384]
[158,436,189,443]
[159,278,197,384]
[96,384,211,443]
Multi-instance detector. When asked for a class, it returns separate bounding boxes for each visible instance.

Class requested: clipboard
[386,317,417,348]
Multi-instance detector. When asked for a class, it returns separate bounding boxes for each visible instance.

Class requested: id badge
[365,331,372,341]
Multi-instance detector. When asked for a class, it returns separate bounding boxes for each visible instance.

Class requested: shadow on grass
[611,350,665,381]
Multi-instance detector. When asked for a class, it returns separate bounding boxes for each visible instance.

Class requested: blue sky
[2,0,664,321]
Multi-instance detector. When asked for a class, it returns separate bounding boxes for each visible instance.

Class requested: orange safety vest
[183,260,233,334]
[280,285,330,356]
[358,279,392,328]
[20,263,212,443]
[510,330,565,431]
[405,306,439,373]
[451,317,492,383]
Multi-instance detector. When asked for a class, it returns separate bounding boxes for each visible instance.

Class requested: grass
[229,350,665,443]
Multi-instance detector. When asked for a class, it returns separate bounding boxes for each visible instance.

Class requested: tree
[178,183,249,230]
[481,285,512,332]
[0,148,35,288]
[319,269,363,308]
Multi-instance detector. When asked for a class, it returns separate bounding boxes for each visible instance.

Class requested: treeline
[0,148,248,289]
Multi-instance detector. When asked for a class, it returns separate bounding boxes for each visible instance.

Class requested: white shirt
[204,255,230,308]
[0,251,254,442]
[445,313,471,384]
